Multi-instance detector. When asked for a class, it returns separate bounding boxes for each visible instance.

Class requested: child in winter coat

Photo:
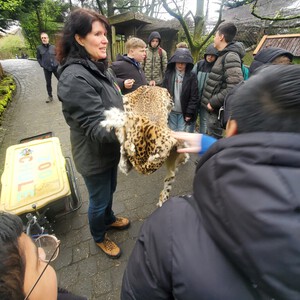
[162,48,198,132]
[192,44,218,133]
[143,31,168,86]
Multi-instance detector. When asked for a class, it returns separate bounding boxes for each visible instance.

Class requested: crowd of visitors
[1,7,298,299]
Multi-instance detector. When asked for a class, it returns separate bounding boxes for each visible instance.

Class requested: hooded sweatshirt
[162,48,198,121]
[143,31,168,85]
[193,43,219,99]
[249,47,294,75]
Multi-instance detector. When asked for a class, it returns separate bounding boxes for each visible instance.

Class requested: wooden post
[111,25,116,62]
[0,63,4,80]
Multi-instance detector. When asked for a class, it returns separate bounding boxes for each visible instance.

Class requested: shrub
[0,34,30,59]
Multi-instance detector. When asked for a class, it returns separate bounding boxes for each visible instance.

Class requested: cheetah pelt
[101,85,189,206]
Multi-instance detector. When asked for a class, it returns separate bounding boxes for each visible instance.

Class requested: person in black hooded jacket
[202,22,245,139]
[162,48,198,132]
[249,47,293,75]
[121,64,300,300]
[192,43,218,133]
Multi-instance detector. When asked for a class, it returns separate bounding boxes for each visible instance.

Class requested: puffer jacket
[162,48,198,121]
[36,44,58,71]
[249,47,294,75]
[58,58,123,176]
[110,54,147,95]
[202,41,245,110]
[192,44,218,99]
[143,31,168,85]
[121,132,300,300]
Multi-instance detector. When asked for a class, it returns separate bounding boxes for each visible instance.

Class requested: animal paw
[148,153,160,162]
[119,158,132,174]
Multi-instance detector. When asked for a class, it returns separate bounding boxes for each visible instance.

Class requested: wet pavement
[0,59,197,300]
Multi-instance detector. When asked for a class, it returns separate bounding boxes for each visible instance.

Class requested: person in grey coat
[57,8,130,259]
[202,22,244,139]
[121,64,300,300]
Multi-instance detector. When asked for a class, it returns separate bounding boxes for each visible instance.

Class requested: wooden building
[253,33,300,63]
[108,12,180,61]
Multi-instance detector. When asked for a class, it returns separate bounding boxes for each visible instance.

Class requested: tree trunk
[107,0,114,17]
[0,63,4,80]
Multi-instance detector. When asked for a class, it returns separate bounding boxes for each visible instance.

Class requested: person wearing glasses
[0,211,86,300]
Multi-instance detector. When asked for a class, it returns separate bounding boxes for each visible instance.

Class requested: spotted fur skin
[101,85,189,206]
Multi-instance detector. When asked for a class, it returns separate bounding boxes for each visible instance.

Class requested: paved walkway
[0,59,197,300]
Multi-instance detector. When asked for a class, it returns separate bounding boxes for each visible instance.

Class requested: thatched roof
[223,0,300,29]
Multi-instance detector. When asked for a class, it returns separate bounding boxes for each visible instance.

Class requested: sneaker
[96,235,121,258]
[46,96,53,103]
[108,217,130,230]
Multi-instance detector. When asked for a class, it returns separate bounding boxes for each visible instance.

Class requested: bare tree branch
[251,0,300,21]
[161,0,195,50]
[198,1,225,49]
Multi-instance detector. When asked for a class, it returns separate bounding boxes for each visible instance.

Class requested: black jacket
[121,132,300,300]
[36,44,58,71]
[192,44,218,99]
[162,49,198,121]
[58,58,123,176]
[249,47,294,75]
[110,54,147,95]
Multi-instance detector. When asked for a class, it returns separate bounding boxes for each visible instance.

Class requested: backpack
[241,64,249,80]
[221,52,249,81]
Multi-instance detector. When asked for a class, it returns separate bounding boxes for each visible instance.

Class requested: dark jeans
[43,68,59,97]
[83,166,118,243]
[207,111,223,139]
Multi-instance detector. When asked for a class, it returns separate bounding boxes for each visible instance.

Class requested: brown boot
[108,217,130,230]
[96,235,121,259]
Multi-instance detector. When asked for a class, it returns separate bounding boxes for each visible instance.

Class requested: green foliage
[0,0,23,12]
[243,50,254,66]
[0,0,23,28]
[293,57,300,65]
[0,75,16,122]
[0,34,29,59]
[17,0,68,54]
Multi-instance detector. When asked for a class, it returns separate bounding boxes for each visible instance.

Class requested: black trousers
[43,68,59,97]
